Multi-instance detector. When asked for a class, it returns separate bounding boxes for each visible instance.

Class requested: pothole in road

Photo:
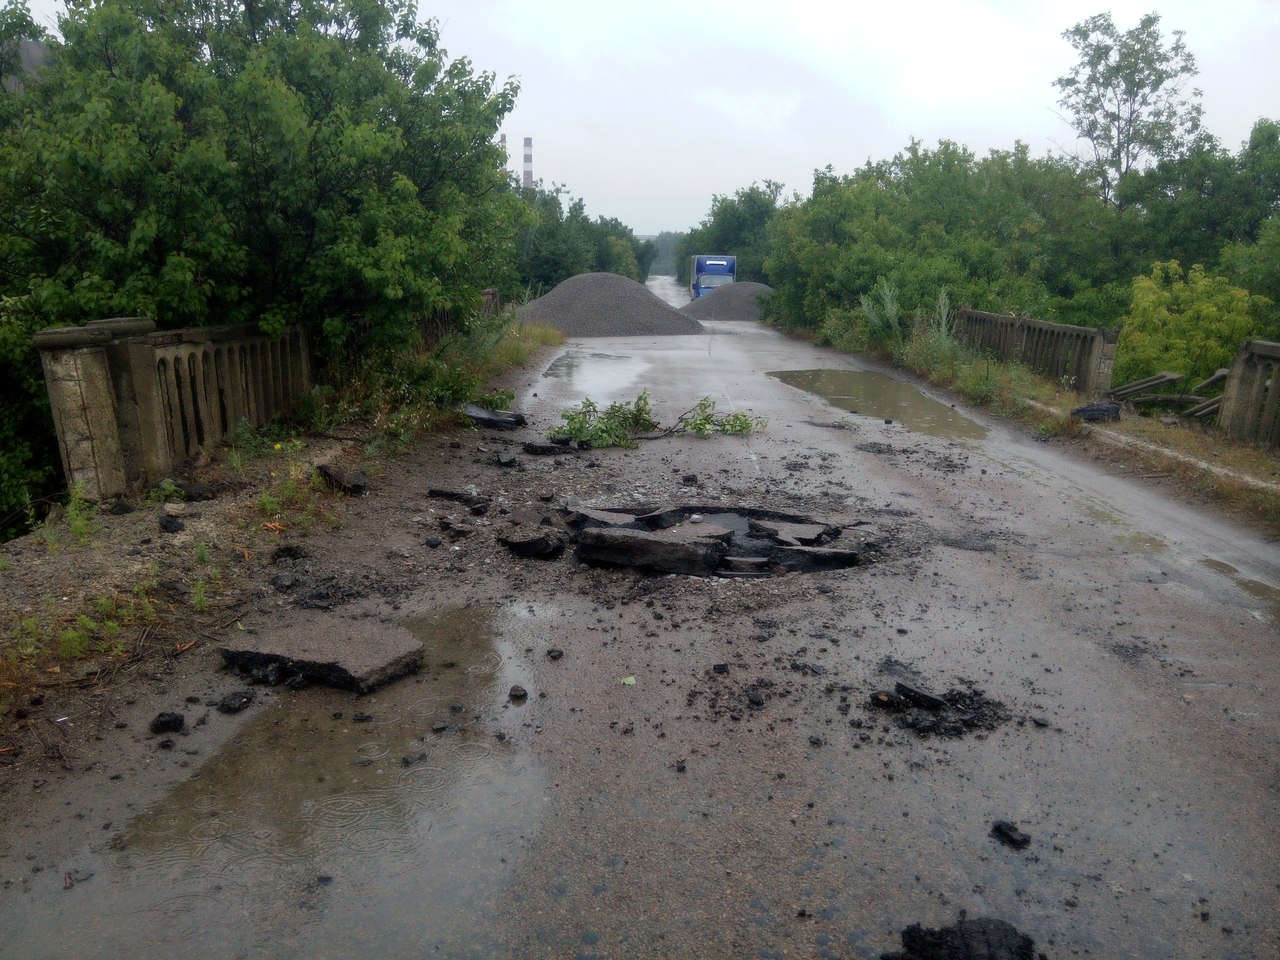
[559,502,885,578]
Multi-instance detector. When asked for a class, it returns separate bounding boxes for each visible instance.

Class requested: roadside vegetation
[0,0,642,540]
[665,12,1278,521]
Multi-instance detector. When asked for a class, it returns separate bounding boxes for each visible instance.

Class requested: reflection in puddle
[1201,558,1280,626]
[768,369,987,440]
[543,350,649,398]
[1113,530,1169,555]
[1,606,546,960]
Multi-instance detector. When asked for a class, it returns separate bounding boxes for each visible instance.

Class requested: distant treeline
[670,13,1279,390]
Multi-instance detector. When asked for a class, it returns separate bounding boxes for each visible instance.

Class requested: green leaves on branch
[550,392,765,449]
[1115,262,1269,384]
[550,393,659,449]
[1054,12,1203,208]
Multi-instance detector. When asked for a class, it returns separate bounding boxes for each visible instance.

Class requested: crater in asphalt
[768,368,987,440]
[567,502,882,578]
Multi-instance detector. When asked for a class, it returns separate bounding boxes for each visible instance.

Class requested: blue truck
[689,255,737,299]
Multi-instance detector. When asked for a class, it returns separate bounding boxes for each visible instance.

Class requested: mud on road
[1,298,1278,958]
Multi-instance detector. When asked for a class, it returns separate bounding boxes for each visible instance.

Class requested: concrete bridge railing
[1218,340,1280,449]
[34,318,311,501]
[953,308,1118,398]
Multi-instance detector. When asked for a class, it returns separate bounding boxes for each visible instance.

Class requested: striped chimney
[522,137,533,189]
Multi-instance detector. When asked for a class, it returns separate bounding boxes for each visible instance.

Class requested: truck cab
[690,255,737,298]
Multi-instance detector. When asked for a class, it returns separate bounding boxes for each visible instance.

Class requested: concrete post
[86,317,161,486]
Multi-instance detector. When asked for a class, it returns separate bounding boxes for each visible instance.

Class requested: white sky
[22,0,1280,236]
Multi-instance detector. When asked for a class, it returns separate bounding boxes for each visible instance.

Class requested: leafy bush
[1115,262,1269,383]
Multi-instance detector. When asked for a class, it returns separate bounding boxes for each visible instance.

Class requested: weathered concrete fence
[1218,340,1280,449]
[34,318,311,501]
[953,309,1118,398]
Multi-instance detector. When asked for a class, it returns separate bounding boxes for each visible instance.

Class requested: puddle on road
[1113,530,1169,555]
[2,606,547,960]
[768,368,987,440]
[1201,557,1280,626]
[543,350,648,398]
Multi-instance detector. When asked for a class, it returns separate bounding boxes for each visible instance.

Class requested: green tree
[0,0,522,534]
[1219,214,1280,337]
[676,180,783,284]
[1055,11,1203,209]
[512,185,652,289]
[0,0,41,94]
[1115,261,1270,383]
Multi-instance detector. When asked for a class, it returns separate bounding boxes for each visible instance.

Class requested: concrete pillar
[33,326,127,502]
[85,317,163,486]
[1083,327,1119,398]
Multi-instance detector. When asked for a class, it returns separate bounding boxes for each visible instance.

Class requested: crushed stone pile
[519,272,705,337]
[679,281,773,322]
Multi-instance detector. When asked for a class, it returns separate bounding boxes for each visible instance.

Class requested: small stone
[509,685,528,701]
[149,712,185,735]
[217,690,255,714]
[990,820,1032,850]
[711,663,729,675]
[547,648,564,661]
[158,516,185,534]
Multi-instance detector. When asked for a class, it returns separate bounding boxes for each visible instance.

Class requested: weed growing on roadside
[194,542,211,564]
[148,478,183,502]
[63,482,98,546]
[192,578,209,613]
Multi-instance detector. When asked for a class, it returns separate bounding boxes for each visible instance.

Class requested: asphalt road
[2,296,1277,959]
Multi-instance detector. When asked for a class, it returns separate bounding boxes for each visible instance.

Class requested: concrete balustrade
[953,309,1118,398]
[34,320,311,500]
[1218,340,1280,448]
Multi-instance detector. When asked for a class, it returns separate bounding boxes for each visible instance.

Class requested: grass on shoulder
[889,324,1279,527]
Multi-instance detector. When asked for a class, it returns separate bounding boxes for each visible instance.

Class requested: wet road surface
[2,290,1277,959]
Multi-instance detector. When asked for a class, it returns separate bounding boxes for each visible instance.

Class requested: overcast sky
[23,0,1280,236]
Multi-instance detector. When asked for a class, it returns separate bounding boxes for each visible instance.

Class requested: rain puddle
[1113,530,1169,555]
[1201,557,1280,626]
[543,350,648,397]
[2,606,547,960]
[768,368,987,440]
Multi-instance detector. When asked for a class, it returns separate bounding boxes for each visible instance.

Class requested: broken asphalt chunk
[463,403,526,430]
[990,820,1032,850]
[220,617,423,693]
[577,526,730,576]
[894,682,947,712]
[498,529,566,559]
[149,712,185,734]
[316,463,367,496]
[868,690,908,711]
[217,690,256,714]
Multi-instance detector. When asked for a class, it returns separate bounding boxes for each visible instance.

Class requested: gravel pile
[519,272,705,337]
[680,281,773,322]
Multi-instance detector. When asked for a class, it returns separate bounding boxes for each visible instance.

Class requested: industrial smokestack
[523,137,533,189]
